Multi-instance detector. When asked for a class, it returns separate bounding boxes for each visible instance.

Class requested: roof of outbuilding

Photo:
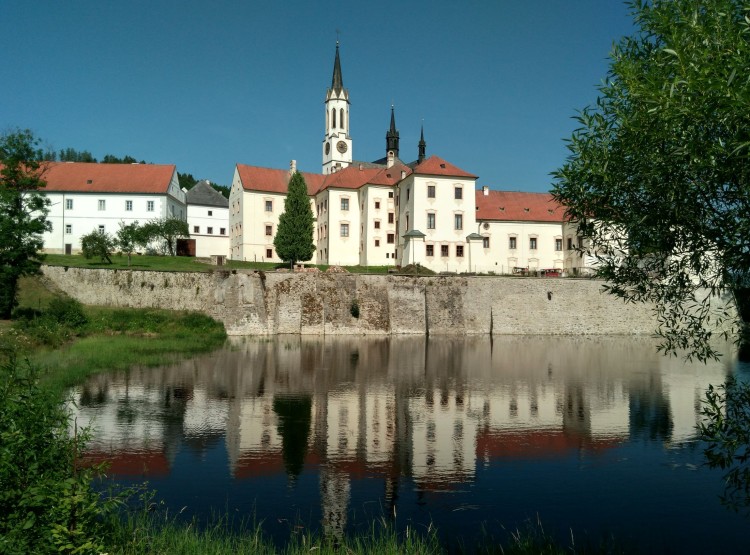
[37,162,176,194]
[185,180,228,208]
[475,190,565,222]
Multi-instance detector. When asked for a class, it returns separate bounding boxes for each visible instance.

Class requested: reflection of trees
[701,377,750,513]
[273,394,312,479]
[628,375,673,442]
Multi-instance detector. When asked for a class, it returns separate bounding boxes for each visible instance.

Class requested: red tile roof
[37,162,176,194]
[320,165,382,190]
[412,155,477,178]
[475,190,564,222]
[236,164,326,195]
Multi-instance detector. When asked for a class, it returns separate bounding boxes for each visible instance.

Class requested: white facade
[187,204,229,258]
[41,163,185,254]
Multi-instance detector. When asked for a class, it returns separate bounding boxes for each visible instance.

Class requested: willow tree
[553,0,750,362]
[0,130,50,318]
[274,171,315,266]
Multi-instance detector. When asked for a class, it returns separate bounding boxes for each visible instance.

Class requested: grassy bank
[43,253,395,274]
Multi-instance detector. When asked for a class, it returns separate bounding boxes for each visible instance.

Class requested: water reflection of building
[70,336,735,533]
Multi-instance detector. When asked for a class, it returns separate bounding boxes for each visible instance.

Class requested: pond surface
[69,336,750,553]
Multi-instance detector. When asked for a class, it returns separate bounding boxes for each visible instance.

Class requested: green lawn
[42,253,396,274]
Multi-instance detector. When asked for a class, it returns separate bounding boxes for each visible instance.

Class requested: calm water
[69,336,750,553]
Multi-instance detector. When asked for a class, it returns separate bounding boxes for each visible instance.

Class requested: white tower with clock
[322,42,352,174]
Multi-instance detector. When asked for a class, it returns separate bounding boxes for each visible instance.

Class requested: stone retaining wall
[42,266,665,336]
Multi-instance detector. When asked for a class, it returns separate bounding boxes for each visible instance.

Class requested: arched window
[332,109,337,128]
[340,108,345,129]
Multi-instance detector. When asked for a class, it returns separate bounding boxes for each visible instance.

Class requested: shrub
[0,355,123,554]
[46,297,88,329]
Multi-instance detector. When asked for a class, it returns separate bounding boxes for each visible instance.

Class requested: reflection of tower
[319,466,351,541]
[561,383,591,438]
[628,373,673,442]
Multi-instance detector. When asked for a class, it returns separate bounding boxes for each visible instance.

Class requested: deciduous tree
[274,171,315,266]
[552,0,750,362]
[80,229,116,264]
[141,218,189,256]
[0,129,51,318]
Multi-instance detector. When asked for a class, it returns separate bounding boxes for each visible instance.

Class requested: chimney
[289,160,297,175]
[483,186,489,196]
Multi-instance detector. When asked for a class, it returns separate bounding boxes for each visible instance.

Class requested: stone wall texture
[42,266,670,336]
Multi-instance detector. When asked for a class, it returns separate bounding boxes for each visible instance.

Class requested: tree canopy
[552,0,750,362]
[273,171,315,265]
[0,130,51,318]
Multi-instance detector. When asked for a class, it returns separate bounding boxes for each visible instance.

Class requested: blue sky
[1,1,633,192]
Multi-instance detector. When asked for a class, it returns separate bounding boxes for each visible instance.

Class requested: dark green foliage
[177,172,197,190]
[116,221,148,266]
[101,154,145,164]
[46,297,88,329]
[0,355,122,554]
[0,129,51,319]
[700,376,750,512]
[140,218,189,256]
[80,230,116,264]
[274,171,315,265]
[58,147,96,163]
[552,0,750,362]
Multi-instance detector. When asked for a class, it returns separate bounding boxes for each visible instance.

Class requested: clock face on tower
[337,141,348,154]
[325,142,331,155]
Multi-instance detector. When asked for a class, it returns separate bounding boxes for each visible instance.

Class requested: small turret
[418,125,426,164]
[386,106,399,159]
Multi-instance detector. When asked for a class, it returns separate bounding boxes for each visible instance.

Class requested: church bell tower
[322,42,352,174]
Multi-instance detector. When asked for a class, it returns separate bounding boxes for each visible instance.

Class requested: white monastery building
[185,180,230,258]
[229,43,591,274]
[41,162,186,254]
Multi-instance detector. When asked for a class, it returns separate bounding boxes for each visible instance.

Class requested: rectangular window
[454,214,463,230]
[388,191,394,198]
[220,228,226,235]
[388,212,394,224]
[340,223,349,237]
[147,200,154,212]
[65,198,73,210]
[193,226,200,233]
[375,201,381,209]
[567,238,573,250]
[406,188,410,201]
[427,212,436,229]
[577,237,584,248]
[427,185,435,198]
[125,200,133,211]
[265,225,272,236]
[456,245,464,257]
[65,224,72,234]
[374,221,381,229]
[387,233,395,244]
[375,239,380,247]
[98,199,105,211]
[509,237,517,249]
[266,248,273,259]
[530,237,537,250]
[341,198,349,211]
[208,210,213,216]
[426,244,434,257]
[555,238,563,251]
[98,225,105,233]
[170,205,175,216]
[454,187,463,200]
[265,200,273,212]
[207,227,213,234]
[441,244,449,257]
[483,237,490,248]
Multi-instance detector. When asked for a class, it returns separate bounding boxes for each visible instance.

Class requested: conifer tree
[274,171,315,266]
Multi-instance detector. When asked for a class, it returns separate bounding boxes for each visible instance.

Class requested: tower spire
[331,41,344,94]
[386,105,400,159]
[418,123,426,164]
